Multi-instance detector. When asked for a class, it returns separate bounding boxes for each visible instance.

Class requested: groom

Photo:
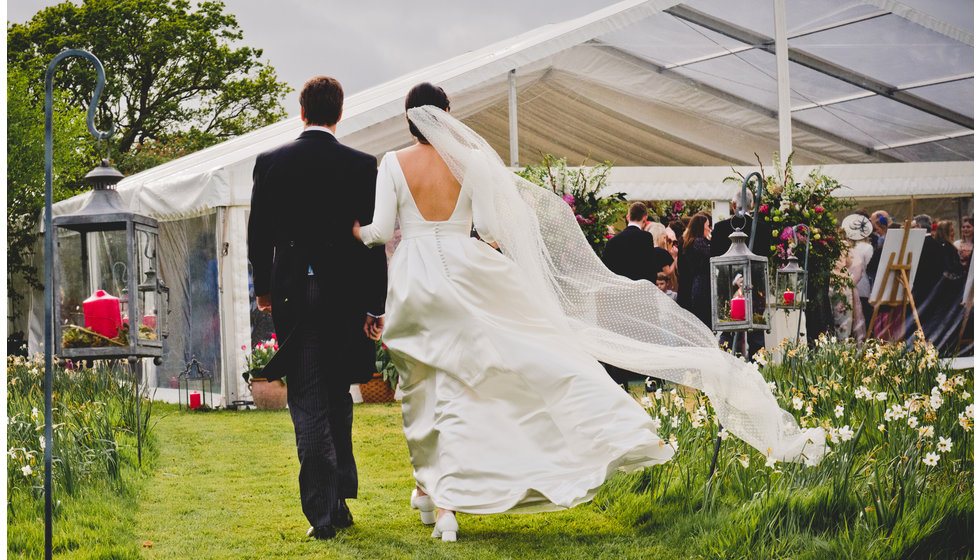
[247,76,387,539]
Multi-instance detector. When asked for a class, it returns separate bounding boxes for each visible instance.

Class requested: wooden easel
[866,214,924,341]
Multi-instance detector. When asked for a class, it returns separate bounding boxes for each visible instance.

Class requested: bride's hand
[352,219,361,242]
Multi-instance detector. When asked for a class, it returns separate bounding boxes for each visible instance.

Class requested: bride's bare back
[396,144,461,222]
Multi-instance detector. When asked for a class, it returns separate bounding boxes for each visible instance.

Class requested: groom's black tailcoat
[247,128,386,529]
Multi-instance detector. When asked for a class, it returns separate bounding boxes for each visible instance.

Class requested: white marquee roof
[54,0,974,220]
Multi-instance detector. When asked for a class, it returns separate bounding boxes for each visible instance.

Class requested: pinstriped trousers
[287,275,357,528]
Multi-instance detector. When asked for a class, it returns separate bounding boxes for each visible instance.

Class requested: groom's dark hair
[300,76,344,126]
[405,82,450,144]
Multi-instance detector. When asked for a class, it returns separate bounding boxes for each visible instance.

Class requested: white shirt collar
[305,125,335,136]
[627,221,645,229]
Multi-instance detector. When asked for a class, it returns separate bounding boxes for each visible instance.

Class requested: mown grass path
[135,403,678,559]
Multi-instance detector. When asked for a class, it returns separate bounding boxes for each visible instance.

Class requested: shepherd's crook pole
[44,48,113,560]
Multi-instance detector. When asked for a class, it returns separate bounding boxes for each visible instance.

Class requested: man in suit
[710,188,772,359]
[600,202,672,389]
[603,202,673,283]
[247,76,387,540]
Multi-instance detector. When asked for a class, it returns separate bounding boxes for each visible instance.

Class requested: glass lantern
[775,251,807,310]
[710,230,770,332]
[52,160,168,363]
[178,358,213,410]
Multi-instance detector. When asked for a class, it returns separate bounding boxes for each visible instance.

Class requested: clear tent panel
[879,135,973,162]
[596,11,748,68]
[684,0,884,39]
[907,79,975,119]
[793,95,971,150]
[789,14,973,87]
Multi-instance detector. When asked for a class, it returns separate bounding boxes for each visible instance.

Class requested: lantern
[776,251,807,310]
[710,230,770,333]
[178,358,213,410]
[52,160,169,363]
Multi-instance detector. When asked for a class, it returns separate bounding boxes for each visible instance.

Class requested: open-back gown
[359,152,673,514]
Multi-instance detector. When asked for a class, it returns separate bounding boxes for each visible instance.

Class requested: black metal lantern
[52,160,169,364]
[775,250,807,310]
[710,230,770,332]
[178,358,213,410]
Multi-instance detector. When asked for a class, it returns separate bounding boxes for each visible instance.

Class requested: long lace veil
[407,105,826,463]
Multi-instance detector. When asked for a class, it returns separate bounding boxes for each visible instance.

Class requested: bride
[354,83,824,542]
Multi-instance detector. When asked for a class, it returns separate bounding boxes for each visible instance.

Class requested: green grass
[134,403,680,559]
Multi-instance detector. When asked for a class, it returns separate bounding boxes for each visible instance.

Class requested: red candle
[142,315,157,329]
[730,296,746,321]
[783,290,795,305]
[190,391,201,409]
[82,290,123,338]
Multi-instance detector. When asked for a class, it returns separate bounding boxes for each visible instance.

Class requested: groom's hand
[364,315,384,340]
[257,294,272,313]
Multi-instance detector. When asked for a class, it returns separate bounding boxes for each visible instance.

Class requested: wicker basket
[359,373,395,403]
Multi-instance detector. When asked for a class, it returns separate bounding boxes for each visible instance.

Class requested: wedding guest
[911,214,943,306]
[954,216,973,268]
[656,272,677,301]
[678,213,712,327]
[836,215,874,342]
[603,202,673,283]
[669,219,689,305]
[655,228,679,292]
[915,220,967,354]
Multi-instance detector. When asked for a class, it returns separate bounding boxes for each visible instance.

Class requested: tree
[7,62,95,317]
[7,0,291,157]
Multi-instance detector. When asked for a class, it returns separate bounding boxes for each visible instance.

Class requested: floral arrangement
[727,155,852,336]
[518,154,627,258]
[647,199,713,224]
[375,340,398,390]
[241,334,278,384]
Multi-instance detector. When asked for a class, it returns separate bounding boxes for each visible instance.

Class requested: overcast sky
[8,0,615,116]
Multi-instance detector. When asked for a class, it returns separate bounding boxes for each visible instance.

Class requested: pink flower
[270,333,277,340]
[273,344,279,351]
[759,204,769,213]
[241,345,247,350]
[562,194,575,206]
[673,200,684,212]
[605,234,614,240]
[814,206,824,214]
[780,227,795,241]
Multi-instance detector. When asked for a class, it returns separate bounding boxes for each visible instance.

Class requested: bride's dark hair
[405,82,450,144]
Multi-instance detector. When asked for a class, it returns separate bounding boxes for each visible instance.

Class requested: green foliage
[518,154,626,258]
[375,341,398,390]
[6,62,95,312]
[600,333,973,559]
[7,0,291,157]
[6,354,153,543]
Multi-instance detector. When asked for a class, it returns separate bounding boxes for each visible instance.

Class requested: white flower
[654,388,663,400]
[958,412,973,431]
[719,428,729,440]
[963,391,971,400]
[877,424,885,432]
[651,417,662,431]
[39,436,45,450]
[876,392,887,402]
[834,404,844,418]
[954,375,966,386]
[883,409,894,422]
[764,455,777,468]
[918,425,934,439]
[21,465,32,476]
[668,434,678,447]
[930,394,944,410]
[805,404,813,416]
[828,427,839,444]
[7,448,16,459]
[644,377,655,388]
[670,415,680,428]
[889,404,906,420]
[31,407,39,421]
[767,381,777,392]
[922,452,939,467]
[907,416,919,428]
[640,396,653,408]
[660,406,669,417]
[673,395,685,408]
[792,395,804,410]
[966,404,974,419]
[937,436,952,453]
[936,373,947,387]
[838,425,854,442]
[737,454,750,468]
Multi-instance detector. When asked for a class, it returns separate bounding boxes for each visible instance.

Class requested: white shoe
[410,488,436,525]
[430,512,458,542]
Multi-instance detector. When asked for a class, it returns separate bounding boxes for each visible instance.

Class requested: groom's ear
[300,106,307,124]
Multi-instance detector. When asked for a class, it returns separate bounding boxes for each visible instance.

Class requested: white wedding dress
[360,107,825,515]
[359,151,673,513]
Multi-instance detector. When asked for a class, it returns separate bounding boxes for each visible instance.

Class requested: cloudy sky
[8,0,615,116]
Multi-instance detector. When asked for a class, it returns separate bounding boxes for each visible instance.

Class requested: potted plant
[242,335,287,409]
[359,340,397,403]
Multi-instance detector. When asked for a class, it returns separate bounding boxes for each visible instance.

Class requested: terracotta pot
[359,373,395,403]
[248,378,288,410]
